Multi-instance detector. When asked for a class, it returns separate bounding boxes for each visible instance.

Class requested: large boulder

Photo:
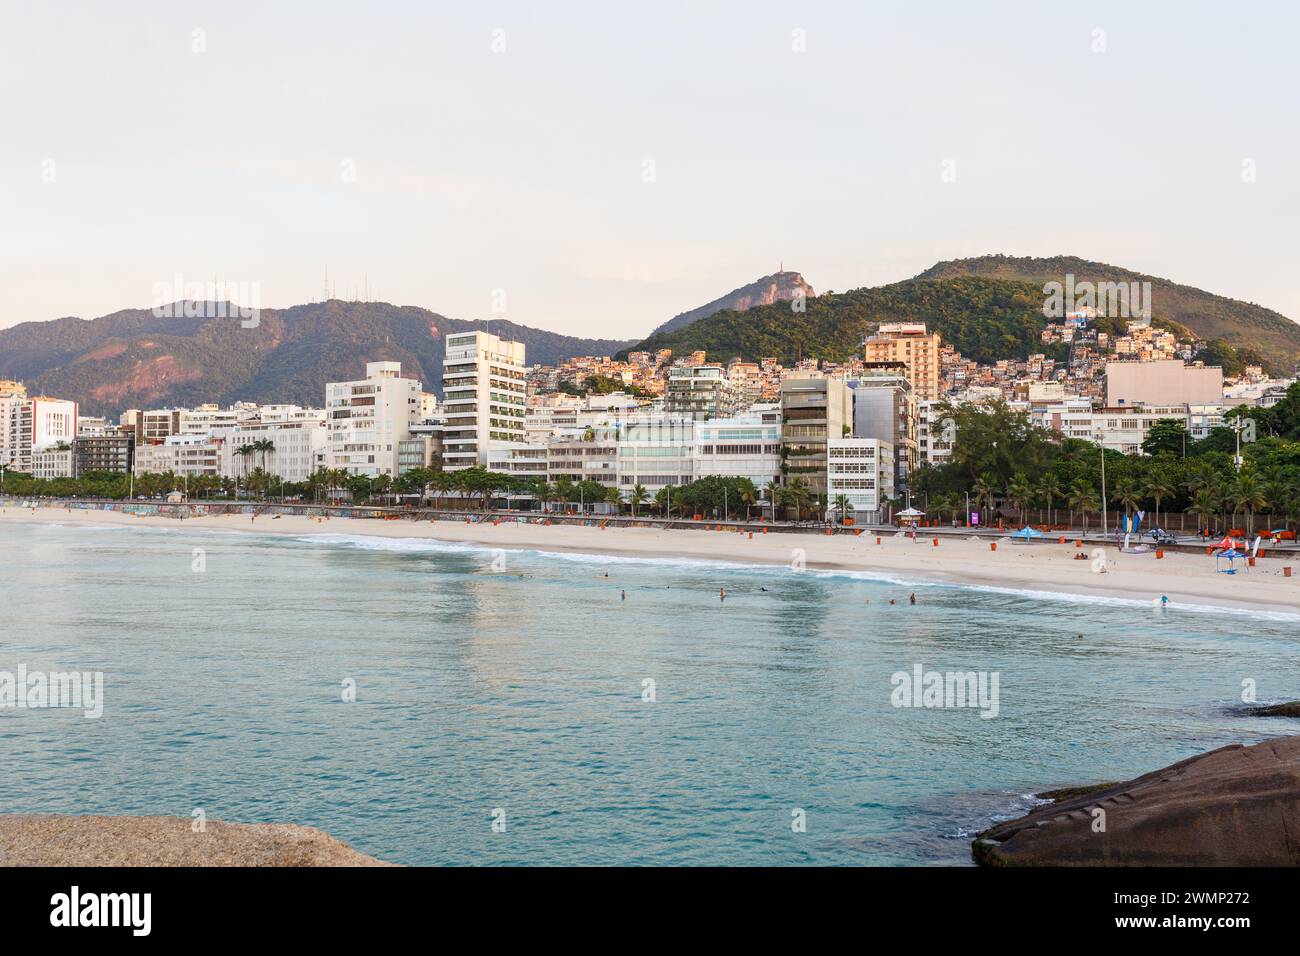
[973,737,1300,866]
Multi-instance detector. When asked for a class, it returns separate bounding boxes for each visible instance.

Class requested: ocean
[2,519,1297,865]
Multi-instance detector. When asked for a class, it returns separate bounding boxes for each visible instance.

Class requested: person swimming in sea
[909,592,916,605]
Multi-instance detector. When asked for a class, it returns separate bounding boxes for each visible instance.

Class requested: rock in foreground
[973,737,1300,866]
[0,815,393,866]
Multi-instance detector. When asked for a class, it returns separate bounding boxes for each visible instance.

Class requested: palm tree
[1112,477,1142,533]
[604,485,623,514]
[1190,488,1218,537]
[1067,479,1098,533]
[740,484,758,519]
[973,473,998,524]
[253,438,275,471]
[629,483,648,518]
[373,473,393,506]
[1037,474,1062,527]
[764,479,781,522]
[1232,472,1268,536]
[833,494,852,524]
[1142,474,1175,532]
[785,477,812,522]
[1005,472,1033,526]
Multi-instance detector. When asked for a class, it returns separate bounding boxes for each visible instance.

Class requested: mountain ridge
[0,300,635,416]
[622,256,1298,375]
[913,255,1298,368]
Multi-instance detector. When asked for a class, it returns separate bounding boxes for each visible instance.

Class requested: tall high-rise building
[850,362,918,489]
[441,331,527,470]
[326,361,424,477]
[0,392,77,472]
[779,373,852,499]
[863,322,942,401]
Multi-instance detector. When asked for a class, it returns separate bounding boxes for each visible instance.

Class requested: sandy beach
[4,504,1296,617]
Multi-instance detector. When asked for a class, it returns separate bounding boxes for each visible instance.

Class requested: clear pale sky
[1,0,1296,339]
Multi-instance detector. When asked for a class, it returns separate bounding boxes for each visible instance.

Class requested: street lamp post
[1100,442,1108,537]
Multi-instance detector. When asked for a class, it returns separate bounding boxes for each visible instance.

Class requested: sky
[1,0,1297,340]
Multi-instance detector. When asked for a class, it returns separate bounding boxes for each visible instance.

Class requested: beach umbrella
[1215,548,1242,573]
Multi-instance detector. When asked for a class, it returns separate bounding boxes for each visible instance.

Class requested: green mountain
[622,275,1066,366]
[0,300,635,417]
[622,257,1299,375]
[914,255,1299,372]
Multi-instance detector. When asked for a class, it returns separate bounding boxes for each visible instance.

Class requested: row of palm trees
[934,470,1278,534]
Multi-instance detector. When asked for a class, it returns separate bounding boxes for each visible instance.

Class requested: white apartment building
[664,365,741,421]
[213,419,330,482]
[0,394,78,471]
[179,403,258,435]
[547,429,620,487]
[31,445,75,479]
[442,331,527,470]
[326,361,424,477]
[827,438,894,518]
[487,442,549,482]
[616,419,696,490]
[134,435,221,477]
[917,400,954,466]
[692,406,782,485]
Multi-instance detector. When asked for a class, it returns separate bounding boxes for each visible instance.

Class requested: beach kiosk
[896,507,924,527]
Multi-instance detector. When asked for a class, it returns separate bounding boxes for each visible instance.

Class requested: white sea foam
[281,531,1300,623]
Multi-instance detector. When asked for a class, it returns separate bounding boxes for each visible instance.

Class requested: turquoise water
[2,519,1297,865]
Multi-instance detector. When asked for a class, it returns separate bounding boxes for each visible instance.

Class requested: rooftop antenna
[323,267,330,302]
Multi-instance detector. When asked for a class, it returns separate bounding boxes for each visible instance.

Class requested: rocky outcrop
[1245,701,1300,718]
[0,815,393,866]
[651,270,815,336]
[973,737,1300,866]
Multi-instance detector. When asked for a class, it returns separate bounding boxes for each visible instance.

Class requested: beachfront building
[75,431,135,475]
[826,438,894,521]
[863,322,942,401]
[547,429,620,488]
[442,331,527,470]
[325,361,423,477]
[213,418,330,483]
[850,362,918,489]
[780,374,852,498]
[692,406,782,485]
[31,445,75,480]
[133,435,221,477]
[664,365,742,421]
[0,392,78,471]
[616,418,696,491]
